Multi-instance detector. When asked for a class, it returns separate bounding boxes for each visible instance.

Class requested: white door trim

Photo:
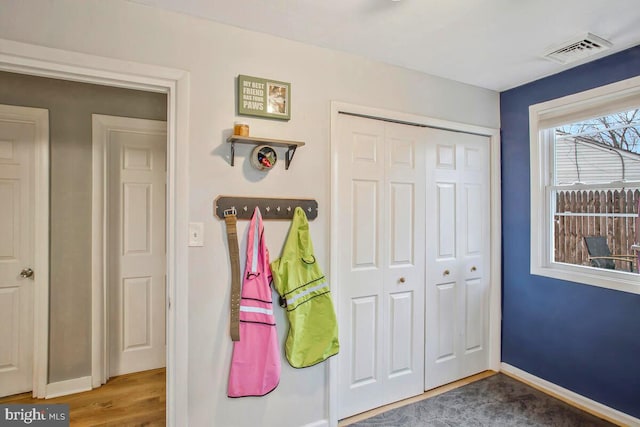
[329,101,501,426]
[0,39,190,426]
[0,104,49,399]
[32,107,49,400]
[92,114,109,388]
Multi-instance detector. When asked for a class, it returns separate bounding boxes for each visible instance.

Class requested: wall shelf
[226,135,305,170]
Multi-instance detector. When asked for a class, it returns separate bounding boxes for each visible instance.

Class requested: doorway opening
[0,40,189,426]
[0,73,167,409]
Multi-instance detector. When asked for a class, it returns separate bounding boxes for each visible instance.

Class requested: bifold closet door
[336,114,426,419]
[424,128,490,390]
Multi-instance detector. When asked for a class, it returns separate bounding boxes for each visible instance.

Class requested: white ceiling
[129,0,640,91]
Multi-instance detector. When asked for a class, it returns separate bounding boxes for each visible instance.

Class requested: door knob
[443,269,450,276]
[399,277,406,284]
[471,266,477,272]
[20,268,34,279]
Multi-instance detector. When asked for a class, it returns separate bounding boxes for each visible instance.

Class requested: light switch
[189,222,204,247]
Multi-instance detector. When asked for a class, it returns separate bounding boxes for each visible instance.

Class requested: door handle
[471,266,477,272]
[399,277,406,284]
[443,269,450,276]
[20,268,34,279]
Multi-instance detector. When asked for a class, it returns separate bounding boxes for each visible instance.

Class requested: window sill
[531,263,640,295]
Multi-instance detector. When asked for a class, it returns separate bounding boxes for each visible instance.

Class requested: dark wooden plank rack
[215,196,318,220]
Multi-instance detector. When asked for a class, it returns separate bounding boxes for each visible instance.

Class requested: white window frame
[529,75,640,295]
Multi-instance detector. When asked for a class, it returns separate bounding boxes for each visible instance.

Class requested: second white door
[100,115,167,377]
[424,128,490,390]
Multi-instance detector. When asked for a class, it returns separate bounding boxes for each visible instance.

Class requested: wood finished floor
[0,368,165,426]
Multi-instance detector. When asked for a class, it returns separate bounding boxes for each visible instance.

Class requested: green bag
[270,207,339,368]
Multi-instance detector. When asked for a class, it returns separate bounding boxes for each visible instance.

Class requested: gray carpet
[349,374,614,427]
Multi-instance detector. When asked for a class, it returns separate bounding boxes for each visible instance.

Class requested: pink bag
[228,207,281,397]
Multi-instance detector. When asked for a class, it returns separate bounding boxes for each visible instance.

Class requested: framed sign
[238,75,291,120]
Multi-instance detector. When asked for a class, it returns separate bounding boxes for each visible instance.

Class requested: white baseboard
[302,420,329,427]
[501,363,640,427]
[45,375,92,399]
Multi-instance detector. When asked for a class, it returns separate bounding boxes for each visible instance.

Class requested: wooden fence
[554,188,639,271]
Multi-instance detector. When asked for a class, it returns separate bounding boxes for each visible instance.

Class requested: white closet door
[424,129,490,390]
[337,114,425,419]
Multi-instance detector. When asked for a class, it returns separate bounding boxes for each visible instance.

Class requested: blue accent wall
[500,45,640,418]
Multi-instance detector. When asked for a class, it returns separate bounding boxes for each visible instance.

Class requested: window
[530,76,640,294]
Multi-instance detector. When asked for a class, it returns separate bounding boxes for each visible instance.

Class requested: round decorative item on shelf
[250,145,277,171]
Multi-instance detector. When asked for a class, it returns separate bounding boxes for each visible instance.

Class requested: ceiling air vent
[544,33,612,64]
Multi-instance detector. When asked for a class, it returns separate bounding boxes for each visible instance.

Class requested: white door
[336,114,426,419]
[424,129,490,390]
[103,116,167,377]
[0,106,42,397]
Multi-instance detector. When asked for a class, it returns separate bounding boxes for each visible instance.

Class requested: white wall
[0,1,499,425]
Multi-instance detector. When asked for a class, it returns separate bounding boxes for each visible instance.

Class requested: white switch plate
[188,222,204,247]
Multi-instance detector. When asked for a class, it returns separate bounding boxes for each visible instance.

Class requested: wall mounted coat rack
[215,196,318,220]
